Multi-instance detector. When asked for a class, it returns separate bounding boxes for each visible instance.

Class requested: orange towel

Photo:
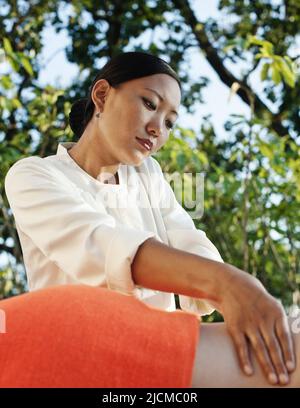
[0,284,200,388]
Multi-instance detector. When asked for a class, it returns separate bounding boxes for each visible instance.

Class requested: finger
[247,329,278,385]
[275,315,296,373]
[259,324,289,385]
[230,329,253,376]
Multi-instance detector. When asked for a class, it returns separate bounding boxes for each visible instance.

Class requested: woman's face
[91,73,181,166]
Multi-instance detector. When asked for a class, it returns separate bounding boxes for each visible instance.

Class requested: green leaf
[195,23,204,32]
[176,152,187,169]
[283,56,294,70]
[12,98,22,109]
[246,35,274,56]
[276,58,296,87]
[262,41,274,55]
[260,144,274,159]
[271,64,282,85]
[6,54,19,72]
[197,151,208,165]
[20,56,34,76]
[229,151,238,163]
[0,48,5,63]
[0,75,13,90]
[3,38,13,54]
[254,52,266,60]
[246,35,265,47]
[260,62,270,81]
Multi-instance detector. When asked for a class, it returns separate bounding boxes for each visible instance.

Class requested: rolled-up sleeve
[4,157,160,295]
[151,157,224,316]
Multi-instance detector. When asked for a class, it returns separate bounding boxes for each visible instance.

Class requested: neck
[68,132,120,184]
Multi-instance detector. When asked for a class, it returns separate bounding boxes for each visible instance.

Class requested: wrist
[189,255,232,304]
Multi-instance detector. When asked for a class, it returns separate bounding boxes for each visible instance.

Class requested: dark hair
[68,52,181,139]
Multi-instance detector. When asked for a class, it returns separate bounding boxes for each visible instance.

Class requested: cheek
[157,134,169,150]
[124,105,146,132]
[105,99,148,144]
[129,98,147,119]
[106,109,129,133]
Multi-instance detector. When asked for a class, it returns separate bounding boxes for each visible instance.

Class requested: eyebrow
[143,87,179,117]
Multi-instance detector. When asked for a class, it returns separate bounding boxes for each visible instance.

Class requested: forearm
[131,237,228,303]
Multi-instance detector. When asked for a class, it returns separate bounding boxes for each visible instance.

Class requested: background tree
[0,1,299,321]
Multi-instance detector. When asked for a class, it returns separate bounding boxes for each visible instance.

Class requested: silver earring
[96,112,100,118]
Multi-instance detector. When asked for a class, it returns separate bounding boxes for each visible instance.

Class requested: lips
[136,137,153,151]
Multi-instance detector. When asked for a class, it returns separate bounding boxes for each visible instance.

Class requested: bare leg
[191,315,300,387]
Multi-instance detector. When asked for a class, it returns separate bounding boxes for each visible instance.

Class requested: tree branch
[171,0,289,137]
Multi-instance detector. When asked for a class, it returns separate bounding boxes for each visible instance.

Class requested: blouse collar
[56,142,126,189]
[56,142,77,156]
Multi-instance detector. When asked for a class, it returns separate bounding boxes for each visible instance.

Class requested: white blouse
[4,142,223,316]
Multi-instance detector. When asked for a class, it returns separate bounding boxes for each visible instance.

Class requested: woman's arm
[132,237,222,302]
[132,237,296,386]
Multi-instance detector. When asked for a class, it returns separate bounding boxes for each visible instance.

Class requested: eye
[142,97,156,110]
[142,97,175,130]
[166,120,174,130]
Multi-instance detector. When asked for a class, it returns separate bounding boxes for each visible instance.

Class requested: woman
[4,52,299,387]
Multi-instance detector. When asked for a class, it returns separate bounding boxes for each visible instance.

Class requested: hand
[215,264,296,386]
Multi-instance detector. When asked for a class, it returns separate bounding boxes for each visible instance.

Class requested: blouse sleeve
[4,157,162,296]
[150,157,224,316]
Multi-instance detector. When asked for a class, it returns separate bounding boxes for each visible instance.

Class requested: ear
[91,79,110,113]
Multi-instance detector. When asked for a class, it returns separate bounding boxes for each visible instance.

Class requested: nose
[146,120,163,138]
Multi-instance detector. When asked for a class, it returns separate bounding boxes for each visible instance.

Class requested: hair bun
[69,98,88,138]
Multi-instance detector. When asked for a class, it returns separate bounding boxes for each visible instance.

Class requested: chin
[124,151,146,166]
[130,158,145,167]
